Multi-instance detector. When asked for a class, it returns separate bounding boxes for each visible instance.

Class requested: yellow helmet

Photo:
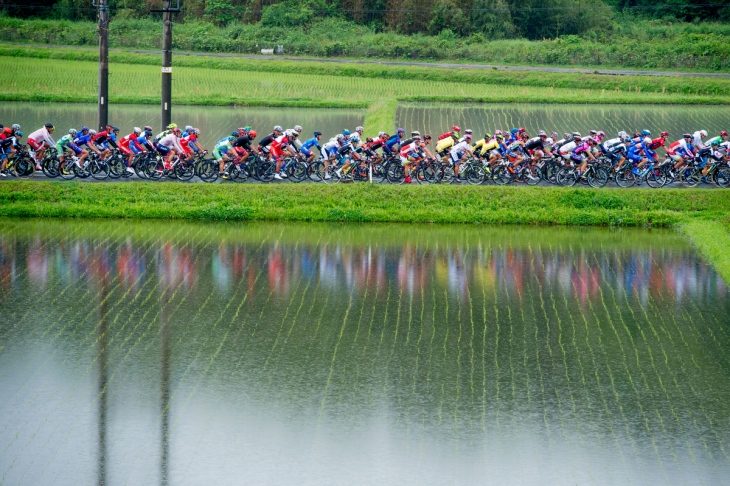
[167,123,177,129]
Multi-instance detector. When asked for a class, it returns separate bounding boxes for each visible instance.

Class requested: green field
[3,47,730,108]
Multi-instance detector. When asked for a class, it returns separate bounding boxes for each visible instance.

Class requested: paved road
[11,42,730,79]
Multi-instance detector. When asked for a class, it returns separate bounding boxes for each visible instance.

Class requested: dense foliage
[3,0,730,40]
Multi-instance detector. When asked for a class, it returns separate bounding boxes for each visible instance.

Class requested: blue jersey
[384,135,401,153]
[302,137,321,152]
[73,134,92,147]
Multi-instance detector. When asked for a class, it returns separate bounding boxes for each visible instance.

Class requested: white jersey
[450,141,471,158]
[603,137,626,153]
[28,127,55,146]
[559,141,577,155]
[159,133,183,152]
[693,131,706,150]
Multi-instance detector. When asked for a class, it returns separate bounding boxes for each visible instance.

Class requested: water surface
[0,220,729,485]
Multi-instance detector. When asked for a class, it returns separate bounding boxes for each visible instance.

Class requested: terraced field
[1,220,729,484]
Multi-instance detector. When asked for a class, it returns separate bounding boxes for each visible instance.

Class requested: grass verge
[0,182,728,226]
[363,100,398,135]
[680,220,730,284]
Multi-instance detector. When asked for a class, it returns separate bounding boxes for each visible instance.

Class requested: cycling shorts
[300,147,312,157]
[326,147,339,158]
[627,153,643,164]
[28,138,42,151]
[130,143,142,155]
[156,144,171,155]
[119,144,132,155]
[212,147,228,161]
[570,153,584,163]
[450,152,463,164]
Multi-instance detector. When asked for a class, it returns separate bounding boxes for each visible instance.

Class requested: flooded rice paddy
[0,220,729,485]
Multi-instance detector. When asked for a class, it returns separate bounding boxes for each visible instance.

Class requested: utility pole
[161,0,174,131]
[96,0,109,131]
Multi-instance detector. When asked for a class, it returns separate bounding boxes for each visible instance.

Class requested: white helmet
[355,126,364,132]
[11,124,20,130]
[273,125,283,132]
[133,126,142,134]
[89,129,97,136]
[700,130,708,137]
[68,128,77,136]
[378,131,385,137]
[185,125,193,132]
[336,134,345,141]
[294,125,302,133]
[618,130,627,138]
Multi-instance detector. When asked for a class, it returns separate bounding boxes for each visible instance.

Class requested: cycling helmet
[641,129,651,137]
[563,133,571,141]
[397,128,405,135]
[618,131,627,138]
[366,137,373,143]
[342,129,351,136]
[484,133,492,140]
[550,131,558,139]
[133,127,142,134]
[194,128,200,135]
[228,136,236,142]
[590,130,597,136]
[538,130,547,137]
[378,131,385,137]
[464,134,472,141]
[495,130,504,136]
[11,124,20,131]
[15,131,22,137]
[381,133,390,139]
[185,125,193,133]
[452,125,460,132]
[68,128,77,136]
[711,140,720,146]
[167,123,177,129]
[144,126,153,132]
[290,131,299,138]
[312,131,321,138]
[112,126,120,132]
[413,135,421,141]
[89,129,97,135]
[572,132,581,138]
[411,131,420,137]
[518,127,526,133]
[520,132,529,139]
[79,126,88,133]
[573,134,582,142]
[294,125,303,133]
[172,127,181,135]
[336,134,345,141]
[597,131,605,139]
[510,128,519,134]
[424,134,432,140]
[660,131,668,137]
[45,123,54,130]
[237,127,247,134]
[249,130,257,138]
[273,125,283,132]
[700,130,708,137]
[232,131,239,137]
[720,130,728,137]
[496,133,504,140]
[683,133,692,139]
[243,126,252,132]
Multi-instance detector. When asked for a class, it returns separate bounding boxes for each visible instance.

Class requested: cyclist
[571,136,597,177]
[92,125,118,158]
[119,127,145,170]
[335,132,362,179]
[300,131,323,163]
[558,133,581,161]
[271,129,298,179]
[524,130,551,162]
[55,128,88,169]
[438,125,460,141]
[182,126,204,156]
[384,128,405,155]
[27,123,56,169]
[692,129,708,150]
[667,133,695,174]
[156,127,185,169]
[0,129,23,177]
[599,132,628,171]
[626,137,653,178]
[449,133,473,182]
[213,135,237,178]
[258,125,283,157]
[472,133,500,167]
[705,130,728,147]
[399,134,422,184]
[137,126,156,152]
[232,129,257,160]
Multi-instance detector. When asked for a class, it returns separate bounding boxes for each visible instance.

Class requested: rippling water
[0,220,729,485]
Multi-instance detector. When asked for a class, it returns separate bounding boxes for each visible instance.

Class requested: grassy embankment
[1,16,729,71]
[0,181,728,279]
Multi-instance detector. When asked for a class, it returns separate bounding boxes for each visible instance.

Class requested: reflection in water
[0,221,729,485]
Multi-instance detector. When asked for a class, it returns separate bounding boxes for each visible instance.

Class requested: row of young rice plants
[397,104,730,141]
[0,224,170,482]
[3,56,730,106]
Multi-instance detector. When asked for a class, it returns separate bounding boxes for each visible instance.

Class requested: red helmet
[518,127,526,133]
[249,130,257,138]
[721,131,728,137]
[661,131,669,137]
[452,125,460,132]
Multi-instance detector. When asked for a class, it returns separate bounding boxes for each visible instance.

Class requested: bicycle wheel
[90,159,110,180]
[713,167,730,188]
[386,163,405,184]
[680,167,701,188]
[145,158,165,180]
[107,156,126,179]
[587,167,609,188]
[41,156,60,178]
[465,163,485,185]
[58,160,77,180]
[13,157,36,180]
[289,160,309,182]
[614,166,636,188]
[556,167,577,186]
[523,165,542,186]
[258,160,276,183]
[200,160,219,182]
[491,166,511,185]
[645,168,665,188]
[175,160,196,181]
